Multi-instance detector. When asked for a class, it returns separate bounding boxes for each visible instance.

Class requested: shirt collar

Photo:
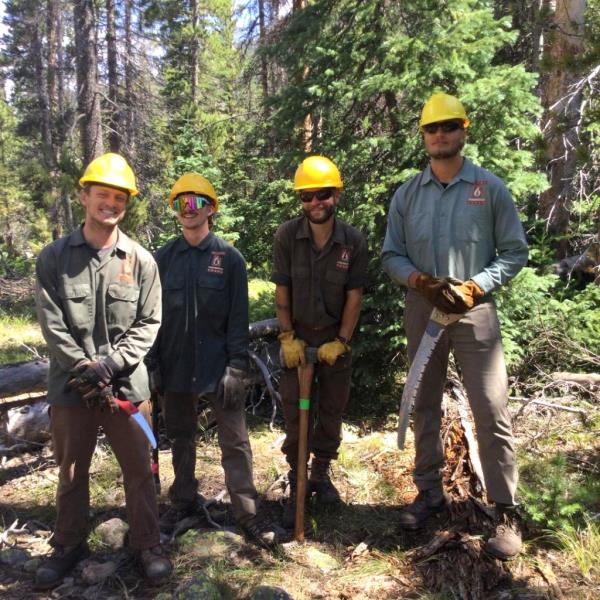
[69,226,131,255]
[421,157,476,186]
[175,231,214,253]
[296,216,344,245]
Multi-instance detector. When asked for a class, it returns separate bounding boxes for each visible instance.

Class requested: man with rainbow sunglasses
[147,173,284,547]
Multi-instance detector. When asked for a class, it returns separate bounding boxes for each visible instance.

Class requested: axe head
[304,347,318,364]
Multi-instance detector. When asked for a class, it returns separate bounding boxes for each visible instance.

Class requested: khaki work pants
[50,402,160,550]
[404,290,517,506]
[161,391,258,521]
[280,323,352,467]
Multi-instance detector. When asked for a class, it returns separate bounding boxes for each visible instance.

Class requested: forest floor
[1,393,600,600]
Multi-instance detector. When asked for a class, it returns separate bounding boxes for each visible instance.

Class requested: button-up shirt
[154,233,249,394]
[382,158,528,293]
[35,227,162,405]
[271,216,369,327]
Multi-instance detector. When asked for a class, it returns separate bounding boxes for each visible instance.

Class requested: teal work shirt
[381,158,528,293]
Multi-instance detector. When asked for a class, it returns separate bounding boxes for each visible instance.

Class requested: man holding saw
[34,153,172,589]
[272,156,369,528]
[382,93,528,560]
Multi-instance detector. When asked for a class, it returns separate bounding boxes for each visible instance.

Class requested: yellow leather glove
[317,338,351,366]
[278,330,306,368]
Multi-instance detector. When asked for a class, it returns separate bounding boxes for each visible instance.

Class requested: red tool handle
[112,397,138,416]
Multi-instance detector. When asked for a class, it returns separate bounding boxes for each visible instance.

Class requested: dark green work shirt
[35,227,162,406]
[154,233,249,394]
[271,216,369,327]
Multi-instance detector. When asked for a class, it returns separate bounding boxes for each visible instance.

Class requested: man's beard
[428,138,465,160]
[303,204,335,224]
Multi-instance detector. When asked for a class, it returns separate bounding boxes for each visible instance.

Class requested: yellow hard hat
[168,173,219,212]
[420,93,470,129]
[79,153,138,196]
[293,156,343,191]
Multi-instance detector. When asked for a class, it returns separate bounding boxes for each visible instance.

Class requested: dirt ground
[1,393,599,600]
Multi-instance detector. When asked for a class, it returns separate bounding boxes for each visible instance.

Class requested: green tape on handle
[299,398,310,410]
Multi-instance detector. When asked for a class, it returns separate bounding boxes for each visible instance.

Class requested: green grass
[0,313,46,364]
[551,517,600,583]
[248,278,275,322]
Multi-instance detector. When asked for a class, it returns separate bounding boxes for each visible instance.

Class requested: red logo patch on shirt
[336,246,351,270]
[208,252,225,275]
[467,180,488,205]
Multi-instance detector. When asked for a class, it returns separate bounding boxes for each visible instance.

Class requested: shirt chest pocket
[197,275,227,317]
[107,283,140,327]
[456,205,489,242]
[406,211,431,244]
[323,269,347,317]
[163,275,185,313]
[58,283,92,327]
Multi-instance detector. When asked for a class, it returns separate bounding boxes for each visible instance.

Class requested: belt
[294,321,337,332]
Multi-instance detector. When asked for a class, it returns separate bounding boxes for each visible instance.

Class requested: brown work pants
[280,323,352,468]
[404,290,517,505]
[161,391,258,521]
[50,402,159,550]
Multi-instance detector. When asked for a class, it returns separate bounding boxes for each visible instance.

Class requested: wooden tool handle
[294,362,314,541]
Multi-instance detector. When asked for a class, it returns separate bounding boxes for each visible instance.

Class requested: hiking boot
[484,505,522,560]
[239,514,286,548]
[34,541,89,590]
[160,494,206,533]
[137,545,173,585]
[397,487,449,530]
[309,458,341,504]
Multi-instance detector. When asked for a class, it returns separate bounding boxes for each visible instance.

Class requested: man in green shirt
[34,153,171,589]
[382,93,528,560]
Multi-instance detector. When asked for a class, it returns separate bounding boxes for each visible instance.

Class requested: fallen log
[0,359,49,398]
[551,372,600,386]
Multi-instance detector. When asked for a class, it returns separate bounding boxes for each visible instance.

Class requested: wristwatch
[336,335,351,346]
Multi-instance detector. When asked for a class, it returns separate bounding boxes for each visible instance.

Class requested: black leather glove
[83,385,119,412]
[68,357,118,396]
[218,366,248,411]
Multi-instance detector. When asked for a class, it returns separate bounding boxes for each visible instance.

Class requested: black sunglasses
[299,188,335,203]
[422,121,464,134]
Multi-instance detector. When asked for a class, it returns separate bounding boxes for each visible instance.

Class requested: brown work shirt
[271,216,369,328]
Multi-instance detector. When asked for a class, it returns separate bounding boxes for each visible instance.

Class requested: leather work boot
[397,486,449,530]
[239,514,287,548]
[484,504,522,560]
[282,468,298,528]
[137,545,173,585]
[160,494,206,534]
[309,458,341,504]
[34,541,89,590]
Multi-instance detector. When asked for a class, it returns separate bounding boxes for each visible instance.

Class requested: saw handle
[112,397,138,415]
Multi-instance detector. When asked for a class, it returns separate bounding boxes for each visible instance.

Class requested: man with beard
[148,173,285,547]
[382,93,528,560]
[271,156,369,527]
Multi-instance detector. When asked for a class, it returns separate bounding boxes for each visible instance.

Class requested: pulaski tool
[397,307,463,449]
[295,346,318,542]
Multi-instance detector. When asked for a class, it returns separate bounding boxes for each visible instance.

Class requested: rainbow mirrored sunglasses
[173,194,213,212]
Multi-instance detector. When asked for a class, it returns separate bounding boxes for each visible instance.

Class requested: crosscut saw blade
[397,307,464,449]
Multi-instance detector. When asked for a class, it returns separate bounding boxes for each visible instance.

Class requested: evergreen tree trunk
[292,0,312,152]
[539,0,586,257]
[191,0,199,104]
[124,0,134,150]
[73,0,103,165]
[106,0,120,152]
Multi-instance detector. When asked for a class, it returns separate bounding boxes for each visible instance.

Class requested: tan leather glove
[413,273,461,313]
[278,330,306,368]
[446,279,485,312]
[317,338,351,366]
